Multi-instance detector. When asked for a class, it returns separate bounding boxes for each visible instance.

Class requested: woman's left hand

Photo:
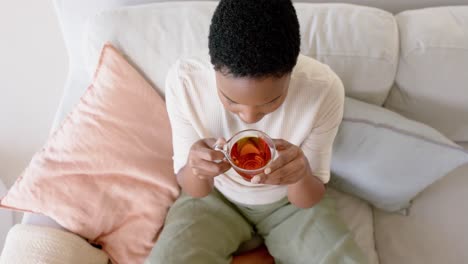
[252,139,311,185]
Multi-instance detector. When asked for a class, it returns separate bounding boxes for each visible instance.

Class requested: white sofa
[2,1,467,264]
[0,181,14,252]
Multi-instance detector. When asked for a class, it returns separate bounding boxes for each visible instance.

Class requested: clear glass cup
[214,129,276,181]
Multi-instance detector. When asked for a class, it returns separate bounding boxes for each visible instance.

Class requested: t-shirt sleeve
[301,74,345,183]
[165,62,201,174]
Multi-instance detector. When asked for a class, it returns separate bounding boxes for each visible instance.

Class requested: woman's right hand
[187,138,231,180]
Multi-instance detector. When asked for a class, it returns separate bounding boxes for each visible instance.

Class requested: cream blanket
[0,224,108,264]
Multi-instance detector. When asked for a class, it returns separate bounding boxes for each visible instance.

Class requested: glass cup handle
[213,142,229,163]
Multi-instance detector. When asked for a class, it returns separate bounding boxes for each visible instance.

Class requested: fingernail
[264,168,271,174]
[251,175,261,184]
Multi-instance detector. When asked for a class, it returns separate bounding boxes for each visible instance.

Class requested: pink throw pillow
[0,44,180,264]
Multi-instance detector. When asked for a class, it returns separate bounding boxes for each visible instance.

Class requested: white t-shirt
[165,52,344,205]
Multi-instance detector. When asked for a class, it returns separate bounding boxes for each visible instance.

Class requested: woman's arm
[256,139,325,208]
[257,75,344,208]
[177,138,229,198]
[166,63,231,198]
[178,165,214,198]
[287,158,325,208]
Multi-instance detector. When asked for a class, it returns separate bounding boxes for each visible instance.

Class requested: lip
[238,115,264,124]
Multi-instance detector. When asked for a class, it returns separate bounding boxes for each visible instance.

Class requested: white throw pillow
[330,98,468,212]
[385,6,468,142]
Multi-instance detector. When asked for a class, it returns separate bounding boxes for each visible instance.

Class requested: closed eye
[225,96,238,105]
[263,96,281,106]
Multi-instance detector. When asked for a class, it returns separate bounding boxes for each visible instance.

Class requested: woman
[149,0,366,263]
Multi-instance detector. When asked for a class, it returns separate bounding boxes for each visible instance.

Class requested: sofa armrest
[374,162,468,264]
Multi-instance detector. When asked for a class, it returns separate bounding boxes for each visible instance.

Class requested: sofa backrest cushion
[86,2,399,105]
[385,6,468,142]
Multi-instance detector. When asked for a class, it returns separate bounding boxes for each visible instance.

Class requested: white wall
[0,0,68,188]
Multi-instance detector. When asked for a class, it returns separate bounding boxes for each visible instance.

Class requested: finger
[263,160,303,185]
[251,170,271,184]
[195,147,226,161]
[191,159,231,176]
[202,138,217,148]
[272,139,291,151]
[250,174,263,184]
[213,137,227,147]
[192,164,231,180]
[263,174,282,185]
[263,167,286,185]
[191,167,228,179]
[264,146,298,174]
[203,138,226,149]
[280,170,306,185]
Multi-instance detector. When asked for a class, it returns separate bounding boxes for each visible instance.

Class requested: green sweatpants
[147,189,367,264]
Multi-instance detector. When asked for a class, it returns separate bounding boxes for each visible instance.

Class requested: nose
[239,107,263,124]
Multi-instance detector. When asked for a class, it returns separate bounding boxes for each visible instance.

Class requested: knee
[148,240,230,264]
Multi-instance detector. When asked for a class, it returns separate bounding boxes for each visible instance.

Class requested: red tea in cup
[230,137,272,179]
[214,129,276,181]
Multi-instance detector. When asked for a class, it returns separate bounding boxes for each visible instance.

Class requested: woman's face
[216,72,290,124]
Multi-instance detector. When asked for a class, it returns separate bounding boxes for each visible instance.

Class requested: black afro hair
[208,0,301,78]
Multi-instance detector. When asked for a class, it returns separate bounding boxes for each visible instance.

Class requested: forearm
[287,166,325,208]
[178,165,214,198]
